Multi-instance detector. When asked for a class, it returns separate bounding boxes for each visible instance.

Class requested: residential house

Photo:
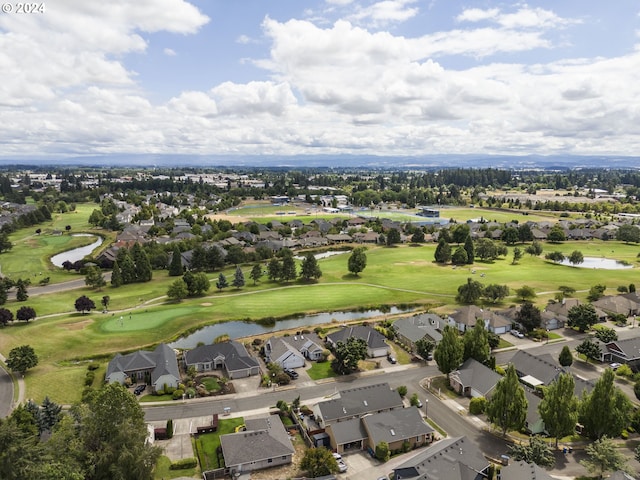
[393,436,490,480]
[593,294,640,318]
[183,341,260,379]
[106,343,180,392]
[449,358,502,399]
[393,313,442,353]
[279,332,325,361]
[325,325,389,358]
[313,382,404,428]
[264,336,306,370]
[602,336,640,370]
[524,390,544,435]
[542,298,581,330]
[509,350,564,388]
[500,461,557,480]
[447,305,512,334]
[361,408,434,452]
[608,472,638,480]
[219,415,295,476]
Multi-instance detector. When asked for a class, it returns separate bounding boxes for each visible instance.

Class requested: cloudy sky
[1,0,639,161]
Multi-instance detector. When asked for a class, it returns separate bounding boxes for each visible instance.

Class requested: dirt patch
[61,319,94,330]
[200,302,213,306]
[204,213,251,223]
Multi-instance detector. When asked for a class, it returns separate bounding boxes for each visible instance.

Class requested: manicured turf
[306,361,338,380]
[194,418,244,470]
[153,455,199,480]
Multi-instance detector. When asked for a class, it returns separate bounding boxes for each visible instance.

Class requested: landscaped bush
[87,363,100,371]
[495,365,506,376]
[172,388,184,400]
[634,381,640,400]
[616,364,633,378]
[469,397,487,415]
[84,371,95,386]
[170,458,198,470]
[166,419,174,439]
[621,429,629,440]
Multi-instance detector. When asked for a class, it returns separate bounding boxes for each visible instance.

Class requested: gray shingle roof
[450,358,502,397]
[326,417,368,445]
[510,350,564,386]
[317,383,403,423]
[106,343,179,384]
[500,460,557,480]
[184,341,259,373]
[326,325,388,350]
[362,407,434,445]
[393,314,443,343]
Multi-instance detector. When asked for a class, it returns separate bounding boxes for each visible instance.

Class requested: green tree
[616,224,640,244]
[331,337,367,375]
[451,246,468,265]
[568,304,598,332]
[463,236,474,264]
[501,227,519,245]
[475,238,498,261]
[216,273,228,291]
[386,228,401,246]
[411,229,425,243]
[463,320,490,365]
[110,260,122,287]
[75,383,161,480]
[547,225,566,243]
[482,284,509,304]
[456,277,484,304]
[508,435,555,467]
[434,238,451,263]
[183,271,210,296]
[415,337,435,360]
[568,250,584,266]
[594,326,617,343]
[545,251,565,263]
[117,249,136,285]
[587,284,607,302]
[0,307,13,326]
[84,266,106,290]
[0,231,12,253]
[168,246,183,276]
[558,345,573,367]
[396,385,408,397]
[300,448,339,477]
[538,373,578,447]
[300,253,322,281]
[249,264,262,285]
[267,257,282,281]
[166,279,188,302]
[576,338,602,363]
[525,240,543,256]
[280,250,297,283]
[131,242,152,282]
[74,295,96,314]
[486,364,527,436]
[515,302,541,333]
[581,436,631,478]
[514,285,536,302]
[232,265,245,289]
[375,441,390,462]
[579,368,633,439]
[434,325,463,379]
[452,224,470,244]
[518,224,533,243]
[6,345,38,375]
[348,247,367,276]
[15,279,29,302]
[16,306,36,322]
[511,246,523,265]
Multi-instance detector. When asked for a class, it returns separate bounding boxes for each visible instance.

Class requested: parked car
[332,452,342,461]
[510,330,525,338]
[284,369,299,379]
[337,460,348,473]
[133,384,146,395]
[610,362,622,371]
[387,355,397,364]
[416,399,423,408]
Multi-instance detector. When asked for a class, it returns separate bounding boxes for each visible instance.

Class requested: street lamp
[425,399,429,418]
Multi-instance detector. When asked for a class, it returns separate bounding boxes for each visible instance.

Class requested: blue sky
[1,0,639,160]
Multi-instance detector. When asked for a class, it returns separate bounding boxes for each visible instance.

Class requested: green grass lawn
[306,361,338,380]
[154,455,199,479]
[194,418,244,470]
[201,377,220,392]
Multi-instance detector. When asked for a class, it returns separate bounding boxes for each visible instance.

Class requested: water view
[50,234,103,267]
[169,306,413,349]
[559,256,633,270]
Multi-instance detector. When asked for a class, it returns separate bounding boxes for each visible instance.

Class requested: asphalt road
[0,364,13,418]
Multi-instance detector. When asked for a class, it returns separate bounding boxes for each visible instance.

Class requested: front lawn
[201,377,221,392]
[153,455,199,479]
[193,417,245,470]
[306,361,338,380]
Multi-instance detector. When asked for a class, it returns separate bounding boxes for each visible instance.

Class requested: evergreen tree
[348,247,367,276]
[190,245,207,271]
[131,243,152,282]
[216,273,228,291]
[579,368,633,439]
[84,266,106,290]
[456,277,484,304]
[538,373,578,447]
[169,246,183,276]
[16,279,29,302]
[249,264,262,285]
[451,247,468,265]
[111,260,122,287]
[300,253,322,281]
[434,325,463,379]
[463,320,490,365]
[486,364,528,436]
[463,236,474,264]
[267,257,282,281]
[205,245,224,271]
[558,345,573,367]
[117,249,136,285]
[232,265,245,289]
[508,436,555,467]
[434,238,451,263]
[280,250,297,283]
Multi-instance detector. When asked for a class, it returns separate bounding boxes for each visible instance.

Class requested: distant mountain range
[1,154,639,170]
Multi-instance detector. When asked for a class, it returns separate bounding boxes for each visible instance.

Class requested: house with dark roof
[361,407,434,452]
[393,436,490,480]
[219,414,294,476]
[602,336,640,370]
[183,341,260,379]
[393,313,442,352]
[325,325,389,358]
[313,382,404,428]
[265,333,325,369]
[593,294,640,318]
[447,305,512,334]
[106,343,180,392]
[509,350,564,388]
[449,358,502,399]
[500,460,557,480]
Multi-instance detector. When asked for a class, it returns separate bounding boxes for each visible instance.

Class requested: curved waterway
[50,234,103,267]
[169,306,413,349]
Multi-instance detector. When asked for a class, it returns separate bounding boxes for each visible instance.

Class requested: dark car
[284,369,299,379]
[387,355,397,364]
[133,384,146,395]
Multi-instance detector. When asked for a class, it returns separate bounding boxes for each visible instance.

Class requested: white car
[511,330,525,338]
[332,452,342,461]
[610,362,622,371]
[337,460,348,473]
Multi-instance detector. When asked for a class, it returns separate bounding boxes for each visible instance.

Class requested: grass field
[153,456,199,480]
[194,417,244,470]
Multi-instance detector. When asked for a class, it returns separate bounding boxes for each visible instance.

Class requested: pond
[169,306,413,349]
[50,234,104,267]
[559,256,633,270]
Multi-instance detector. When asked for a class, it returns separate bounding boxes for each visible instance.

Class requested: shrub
[170,458,198,470]
[172,388,184,400]
[397,385,408,397]
[616,364,633,378]
[84,371,95,387]
[166,419,174,439]
[634,381,640,401]
[87,363,100,371]
[621,429,629,440]
[495,365,506,376]
[469,397,487,415]
[375,441,390,462]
